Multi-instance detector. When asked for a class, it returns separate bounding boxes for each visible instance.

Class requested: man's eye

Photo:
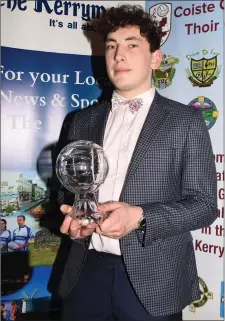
[129,44,138,48]
[106,45,115,50]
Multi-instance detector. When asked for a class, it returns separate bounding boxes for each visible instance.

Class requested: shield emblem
[191,56,217,83]
[149,3,172,46]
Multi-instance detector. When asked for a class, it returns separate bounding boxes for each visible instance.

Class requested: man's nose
[114,46,125,62]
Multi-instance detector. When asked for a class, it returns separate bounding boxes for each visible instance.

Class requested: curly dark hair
[1,219,7,226]
[95,5,162,52]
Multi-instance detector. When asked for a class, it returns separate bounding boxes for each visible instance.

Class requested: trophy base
[70,212,104,227]
[69,193,105,226]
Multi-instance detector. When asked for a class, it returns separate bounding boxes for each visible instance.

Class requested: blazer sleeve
[137,108,218,247]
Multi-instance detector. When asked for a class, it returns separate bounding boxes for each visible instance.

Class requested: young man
[57,5,217,321]
[8,215,33,252]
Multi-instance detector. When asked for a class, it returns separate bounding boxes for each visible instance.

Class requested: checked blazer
[57,91,217,316]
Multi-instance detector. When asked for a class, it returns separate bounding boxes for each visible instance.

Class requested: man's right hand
[60,205,96,239]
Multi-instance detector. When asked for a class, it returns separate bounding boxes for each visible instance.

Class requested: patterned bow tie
[111,97,143,114]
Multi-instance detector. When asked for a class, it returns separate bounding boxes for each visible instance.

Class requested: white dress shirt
[89,87,156,255]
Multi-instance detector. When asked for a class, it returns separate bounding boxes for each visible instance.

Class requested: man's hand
[15,245,23,251]
[60,205,96,239]
[95,202,143,239]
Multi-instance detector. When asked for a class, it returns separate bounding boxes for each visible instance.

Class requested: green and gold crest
[189,277,213,312]
[186,54,221,87]
[152,54,179,89]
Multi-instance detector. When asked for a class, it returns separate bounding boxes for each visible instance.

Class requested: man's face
[105,25,162,98]
[0,221,6,231]
[17,217,25,226]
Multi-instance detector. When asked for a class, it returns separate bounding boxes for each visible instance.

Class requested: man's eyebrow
[124,36,142,41]
[105,36,142,42]
[105,37,116,43]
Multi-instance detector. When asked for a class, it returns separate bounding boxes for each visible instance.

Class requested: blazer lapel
[88,100,111,146]
[120,92,171,199]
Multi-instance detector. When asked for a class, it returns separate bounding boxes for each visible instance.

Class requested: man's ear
[151,50,163,70]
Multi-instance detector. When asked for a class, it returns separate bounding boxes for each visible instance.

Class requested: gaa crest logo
[188,96,219,130]
[149,3,172,45]
[189,277,213,312]
[152,54,179,89]
[186,49,221,87]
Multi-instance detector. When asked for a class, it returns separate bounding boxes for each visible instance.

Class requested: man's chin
[114,82,134,92]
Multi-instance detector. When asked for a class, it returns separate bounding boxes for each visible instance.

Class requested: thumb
[60,204,72,215]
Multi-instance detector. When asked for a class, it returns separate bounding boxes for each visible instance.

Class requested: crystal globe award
[56,140,108,226]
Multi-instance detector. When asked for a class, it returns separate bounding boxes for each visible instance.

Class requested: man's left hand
[15,244,27,251]
[95,202,143,239]
[15,245,23,251]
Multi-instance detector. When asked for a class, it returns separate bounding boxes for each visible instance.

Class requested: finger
[70,219,82,231]
[86,223,97,229]
[60,204,73,215]
[80,226,95,238]
[108,231,122,238]
[60,215,73,234]
[95,224,113,235]
[61,215,80,234]
[98,212,120,233]
[95,225,102,235]
[67,219,83,238]
[75,222,96,238]
[95,226,120,239]
[97,202,123,213]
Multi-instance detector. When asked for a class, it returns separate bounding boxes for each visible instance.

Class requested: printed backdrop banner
[146,1,224,320]
[1,0,224,320]
[1,0,145,318]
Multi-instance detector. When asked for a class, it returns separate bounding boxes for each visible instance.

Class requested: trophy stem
[69,192,101,226]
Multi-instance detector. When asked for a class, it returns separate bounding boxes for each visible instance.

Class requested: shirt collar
[18,225,26,229]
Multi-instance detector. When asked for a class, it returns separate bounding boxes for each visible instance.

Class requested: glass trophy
[56,140,108,226]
